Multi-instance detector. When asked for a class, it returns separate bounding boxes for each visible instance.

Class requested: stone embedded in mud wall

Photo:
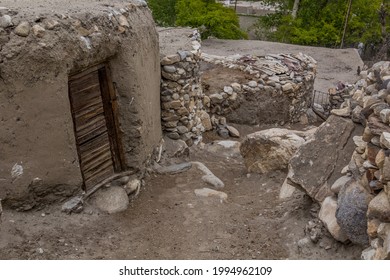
[159,29,208,145]
[201,52,317,126]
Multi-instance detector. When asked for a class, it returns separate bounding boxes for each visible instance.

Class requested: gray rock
[279,179,297,200]
[0,15,12,28]
[166,132,180,140]
[223,86,233,95]
[248,81,257,88]
[163,136,189,158]
[209,93,224,104]
[336,180,373,245]
[161,54,181,65]
[226,125,240,138]
[194,188,227,203]
[240,128,305,174]
[202,174,224,189]
[14,21,30,37]
[282,83,293,92]
[331,106,351,117]
[319,196,349,242]
[204,140,241,159]
[177,126,189,134]
[380,132,390,149]
[287,115,355,202]
[163,65,176,73]
[331,175,352,194]
[367,191,390,222]
[61,196,83,214]
[361,247,376,260]
[32,24,45,38]
[155,162,192,174]
[124,179,141,196]
[91,187,129,214]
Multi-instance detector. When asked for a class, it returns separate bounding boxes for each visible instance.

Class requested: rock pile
[201,52,317,126]
[288,61,390,259]
[159,29,210,145]
[328,61,390,259]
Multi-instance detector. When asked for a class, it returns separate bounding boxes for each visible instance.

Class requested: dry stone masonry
[159,28,207,145]
[201,52,317,126]
[328,61,390,260]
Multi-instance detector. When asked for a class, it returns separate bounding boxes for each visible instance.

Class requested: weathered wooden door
[68,64,123,191]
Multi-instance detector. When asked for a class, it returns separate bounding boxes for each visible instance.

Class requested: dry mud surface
[0,124,363,260]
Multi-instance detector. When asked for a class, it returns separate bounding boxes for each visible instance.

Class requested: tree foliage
[257,0,389,48]
[147,0,247,39]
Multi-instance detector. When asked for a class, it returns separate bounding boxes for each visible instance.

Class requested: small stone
[14,21,30,37]
[91,187,129,214]
[166,132,180,140]
[155,162,192,174]
[367,219,381,238]
[226,125,240,138]
[380,132,390,149]
[118,15,130,27]
[380,109,390,124]
[361,247,376,260]
[209,93,223,104]
[331,176,352,194]
[231,83,241,92]
[367,191,390,222]
[161,54,181,65]
[382,157,390,182]
[163,65,176,73]
[32,24,45,38]
[172,93,180,100]
[279,179,296,200]
[124,179,141,196]
[177,126,189,134]
[353,136,366,154]
[319,196,349,242]
[162,100,181,110]
[0,15,12,28]
[44,19,59,30]
[198,111,212,131]
[223,86,233,95]
[37,248,44,254]
[282,83,293,92]
[248,81,257,88]
[331,106,351,117]
[375,149,385,169]
[194,188,227,203]
[62,196,83,214]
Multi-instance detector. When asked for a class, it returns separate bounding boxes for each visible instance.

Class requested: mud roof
[0,0,146,17]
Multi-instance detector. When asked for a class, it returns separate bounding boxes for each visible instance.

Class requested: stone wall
[201,53,317,126]
[0,0,161,209]
[328,61,390,259]
[159,28,208,145]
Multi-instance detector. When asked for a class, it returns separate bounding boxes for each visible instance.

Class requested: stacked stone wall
[160,34,207,145]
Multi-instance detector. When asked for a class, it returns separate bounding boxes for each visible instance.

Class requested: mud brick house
[0,0,161,209]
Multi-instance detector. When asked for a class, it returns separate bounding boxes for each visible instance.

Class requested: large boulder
[286,115,356,202]
[240,128,307,174]
[336,180,373,245]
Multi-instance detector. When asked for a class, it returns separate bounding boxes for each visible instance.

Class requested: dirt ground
[0,123,363,260]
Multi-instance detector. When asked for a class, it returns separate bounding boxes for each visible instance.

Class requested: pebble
[0,14,12,28]
[14,21,30,37]
[32,24,45,38]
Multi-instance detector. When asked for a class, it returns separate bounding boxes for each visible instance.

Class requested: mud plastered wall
[0,0,161,209]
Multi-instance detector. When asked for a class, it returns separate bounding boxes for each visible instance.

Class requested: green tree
[176,0,247,39]
[147,0,177,26]
[256,0,389,48]
[147,0,247,39]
